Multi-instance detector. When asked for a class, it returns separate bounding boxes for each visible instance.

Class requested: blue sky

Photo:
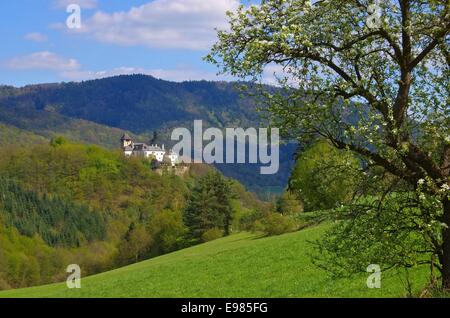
[0,0,259,87]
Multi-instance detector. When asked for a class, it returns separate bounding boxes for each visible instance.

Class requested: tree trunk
[224,218,230,236]
[441,197,450,290]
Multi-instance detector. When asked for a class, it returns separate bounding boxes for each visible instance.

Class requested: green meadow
[0,225,430,298]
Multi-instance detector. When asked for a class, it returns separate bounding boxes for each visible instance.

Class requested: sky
[0,0,262,87]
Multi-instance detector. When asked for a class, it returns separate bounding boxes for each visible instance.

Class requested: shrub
[239,209,264,231]
[250,220,265,233]
[261,213,298,236]
[201,228,224,242]
[0,278,10,291]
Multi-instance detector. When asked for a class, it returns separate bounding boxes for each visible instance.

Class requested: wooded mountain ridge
[0,75,295,195]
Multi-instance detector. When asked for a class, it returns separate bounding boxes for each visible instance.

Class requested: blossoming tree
[208,0,450,290]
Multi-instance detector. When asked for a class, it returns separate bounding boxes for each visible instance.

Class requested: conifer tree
[184,171,235,240]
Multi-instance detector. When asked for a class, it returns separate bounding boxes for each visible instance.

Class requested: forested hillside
[0,76,295,195]
[0,77,261,133]
[0,138,271,290]
[0,123,48,147]
[0,99,145,149]
[0,177,106,247]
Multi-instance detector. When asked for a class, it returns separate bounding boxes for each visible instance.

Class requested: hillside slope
[0,77,295,195]
[0,123,48,147]
[0,104,147,149]
[0,77,262,133]
[0,139,270,290]
[0,225,429,298]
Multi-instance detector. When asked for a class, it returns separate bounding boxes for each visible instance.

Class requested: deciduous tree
[208,0,450,289]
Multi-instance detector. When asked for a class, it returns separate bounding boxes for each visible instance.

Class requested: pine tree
[184,171,235,240]
[207,172,235,236]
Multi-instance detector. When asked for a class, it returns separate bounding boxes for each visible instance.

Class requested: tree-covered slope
[0,76,261,134]
[0,123,48,148]
[0,177,106,247]
[0,139,269,290]
[0,103,147,149]
[0,77,295,195]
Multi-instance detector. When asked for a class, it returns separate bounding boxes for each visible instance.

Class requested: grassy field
[0,225,430,298]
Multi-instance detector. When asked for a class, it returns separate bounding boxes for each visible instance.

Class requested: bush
[239,209,264,231]
[276,190,303,216]
[0,276,10,290]
[250,220,265,233]
[261,213,298,236]
[201,228,224,242]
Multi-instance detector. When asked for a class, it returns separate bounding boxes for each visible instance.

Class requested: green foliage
[117,222,153,265]
[147,209,187,255]
[276,190,303,216]
[0,76,259,135]
[0,226,67,289]
[289,140,361,211]
[208,0,449,288]
[238,210,262,231]
[258,212,298,236]
[0,98,140,150]
[239,191,300,236]
[0,177,106,247]
[313,192,434,278]
[0,139,265,290]
[50,136,68,147]
[0,76,296,195]
[0,141,186,212]
[201,228,224,242]
[0,123,47,148]
[184,171,236,240]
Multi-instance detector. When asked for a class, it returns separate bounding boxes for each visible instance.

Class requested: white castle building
[121,133,178,167]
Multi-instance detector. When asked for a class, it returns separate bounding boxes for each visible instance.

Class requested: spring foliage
[0,139,267,289]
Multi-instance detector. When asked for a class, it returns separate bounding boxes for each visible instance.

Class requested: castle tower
[121,133,133,149]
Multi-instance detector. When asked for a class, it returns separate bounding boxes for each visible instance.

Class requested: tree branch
[327,136,416,184]
[409,23,450,70]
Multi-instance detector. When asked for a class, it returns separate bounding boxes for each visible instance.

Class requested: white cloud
[53,0,97,9]
[2,50,231,82]
[2,53,282,85]
[60,67,146,81]
[24,32,48,42]
[139,67,231,82]
[61,65,232,82]
[262,64,299,87]
[71,0,239,50]
[4,51,80,71]
[262,65,285,86]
